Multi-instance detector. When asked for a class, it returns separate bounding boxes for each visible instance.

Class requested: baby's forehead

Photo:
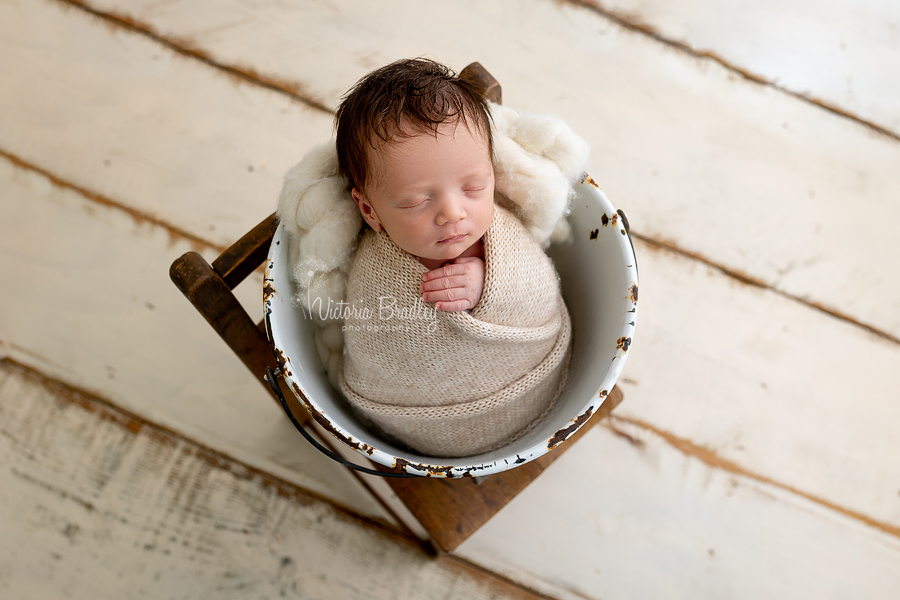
[364,122,489,184]
[362,143,415,192]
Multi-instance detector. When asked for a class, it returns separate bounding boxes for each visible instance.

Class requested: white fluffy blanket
[275,103,590,389]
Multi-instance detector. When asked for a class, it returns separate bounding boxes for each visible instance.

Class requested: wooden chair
[169,63,623,553]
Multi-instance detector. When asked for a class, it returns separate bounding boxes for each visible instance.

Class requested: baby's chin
[414,240,483,269]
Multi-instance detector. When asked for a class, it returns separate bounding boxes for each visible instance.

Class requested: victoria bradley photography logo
[304,270,438,333]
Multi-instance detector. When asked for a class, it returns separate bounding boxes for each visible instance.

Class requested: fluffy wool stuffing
[275,103,589,386]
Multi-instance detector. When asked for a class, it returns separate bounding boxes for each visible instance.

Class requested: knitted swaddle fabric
[339,206,572,457]
[275,102,589,456]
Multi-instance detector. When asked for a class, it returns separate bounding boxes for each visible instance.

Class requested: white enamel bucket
[264,174,638,477]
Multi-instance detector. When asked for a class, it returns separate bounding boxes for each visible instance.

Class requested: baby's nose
[436,196,466,225]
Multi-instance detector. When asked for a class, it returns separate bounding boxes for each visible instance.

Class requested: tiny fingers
[435,298,472,312]
[422,263,464,282]
[420,259,483,311]
[422,285,477,311]
[420,274,469,293]
[421,286,458,303]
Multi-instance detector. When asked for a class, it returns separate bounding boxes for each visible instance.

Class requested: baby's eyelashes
[398,199,425,209]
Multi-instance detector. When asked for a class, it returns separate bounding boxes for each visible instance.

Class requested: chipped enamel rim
[264,173,638,477]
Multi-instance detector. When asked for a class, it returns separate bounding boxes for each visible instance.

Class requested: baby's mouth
[437,233,467,245]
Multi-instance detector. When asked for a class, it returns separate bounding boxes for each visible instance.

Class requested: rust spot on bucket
[460,464,491,478]
[263,280,276,302]
[394,458,455,477]
[303,400,376,456]
[547,406,594,450]
[286,384,373,456]
[629,283,639,303]
[585,175,600,188]
[601,214,609,226]
[617,337,632,352]
[272,348,289,376]
[590,229,599,240]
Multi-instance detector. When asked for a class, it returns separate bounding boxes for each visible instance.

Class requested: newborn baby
[276,59,590,458]
[333,59,572,457]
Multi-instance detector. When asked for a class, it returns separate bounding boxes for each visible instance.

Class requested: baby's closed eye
[398,198,427,208]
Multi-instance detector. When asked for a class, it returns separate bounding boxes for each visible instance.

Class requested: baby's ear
[351,188,382,232]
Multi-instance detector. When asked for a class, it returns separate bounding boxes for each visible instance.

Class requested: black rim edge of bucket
[265,367,420,478]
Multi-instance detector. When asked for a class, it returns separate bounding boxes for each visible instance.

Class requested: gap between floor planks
[605,415,900,540]
[11,0,900,545]
[54,0,900,348]
[0,358,558,600]
[562,0,900,143]
[6,136,900,544]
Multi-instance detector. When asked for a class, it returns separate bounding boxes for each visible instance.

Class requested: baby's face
[351,121,494,265]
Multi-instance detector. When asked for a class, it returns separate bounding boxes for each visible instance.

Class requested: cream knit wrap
[339,206,571,457]
[275,103,590,457]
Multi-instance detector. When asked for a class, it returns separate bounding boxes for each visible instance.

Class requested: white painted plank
[2,0,898,536]
[68,0,900,340]
[0,0,398,522]
[0,361,534,600]
[0,0,333,249]
[7,142,899,594]
[0,156,389,522]
[617,237,900,530]
[591,0,900,136]
[32,0,900,531]
[458,421,900,600]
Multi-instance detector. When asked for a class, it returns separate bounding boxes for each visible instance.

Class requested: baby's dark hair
[335,58,493,192]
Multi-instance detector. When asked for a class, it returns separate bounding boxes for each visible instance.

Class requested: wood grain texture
[460,62,503,104]
[0,360,544,600]
[580,0,900,137]
[4,0,896,529]
[619,237,900,532]
[455,418,900,600]
[0,155,387,521]
[51,0,900,340]
[211,214,278,290]
[170,251,281,395]
[0,0,333,249]
[3,0,900,597]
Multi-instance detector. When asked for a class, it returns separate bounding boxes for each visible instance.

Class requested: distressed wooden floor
[0,361,542,600]
[1,0,899,598]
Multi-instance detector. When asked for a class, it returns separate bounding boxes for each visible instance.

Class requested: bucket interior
[265,176,638,477]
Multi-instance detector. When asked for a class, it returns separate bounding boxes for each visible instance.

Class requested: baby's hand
[420,257,485,312]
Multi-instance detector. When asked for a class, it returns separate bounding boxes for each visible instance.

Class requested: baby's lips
[437,233,467,244]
